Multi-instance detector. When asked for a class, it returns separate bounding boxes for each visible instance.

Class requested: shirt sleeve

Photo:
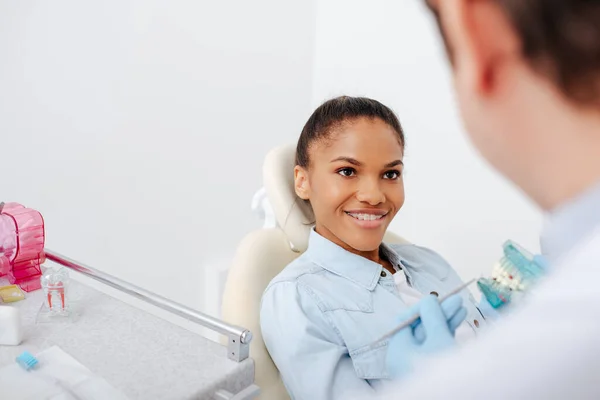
[260,281,375,400]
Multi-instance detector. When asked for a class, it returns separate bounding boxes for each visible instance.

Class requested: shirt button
[380,270,387,278]
[430,291,439,297]
[474,319,480,328]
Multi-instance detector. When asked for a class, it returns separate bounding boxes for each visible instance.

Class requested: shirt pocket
[348,342,390,380]
[316,283,374,313]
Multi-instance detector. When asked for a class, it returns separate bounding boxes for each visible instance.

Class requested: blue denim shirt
[260,230,487,400]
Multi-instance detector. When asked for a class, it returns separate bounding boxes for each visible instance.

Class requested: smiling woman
[259,96,490,400]
[295,112,405,257]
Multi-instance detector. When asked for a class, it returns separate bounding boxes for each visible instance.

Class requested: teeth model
[477,240,546,310]
[490,258,527,291]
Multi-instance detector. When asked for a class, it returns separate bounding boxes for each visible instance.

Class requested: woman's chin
[343,231,386,252]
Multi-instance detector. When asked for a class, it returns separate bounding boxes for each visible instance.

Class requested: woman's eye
[383,170,401,180]
[338,168,356,177]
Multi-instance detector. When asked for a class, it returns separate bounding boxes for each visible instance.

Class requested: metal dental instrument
[369,278,477,349]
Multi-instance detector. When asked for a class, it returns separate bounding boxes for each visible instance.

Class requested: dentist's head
[425,0,600,210]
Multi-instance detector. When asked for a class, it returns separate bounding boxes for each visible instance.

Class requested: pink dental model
[0,202,46,292]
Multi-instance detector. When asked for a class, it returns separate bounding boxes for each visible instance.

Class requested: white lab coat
[374,225,600,399]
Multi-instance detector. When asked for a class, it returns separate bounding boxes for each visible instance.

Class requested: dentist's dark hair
[425,0,600,106]
[296,96,405,168]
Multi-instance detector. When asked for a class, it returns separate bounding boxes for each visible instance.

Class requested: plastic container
[0,202,45,292]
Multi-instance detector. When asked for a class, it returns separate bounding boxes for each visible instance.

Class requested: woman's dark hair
[296,96,405,167]
[426,0,600,106]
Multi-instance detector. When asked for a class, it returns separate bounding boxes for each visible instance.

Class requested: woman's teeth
[347,213,384,221]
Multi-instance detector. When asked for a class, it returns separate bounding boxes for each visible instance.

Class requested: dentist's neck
[518,94,600,213]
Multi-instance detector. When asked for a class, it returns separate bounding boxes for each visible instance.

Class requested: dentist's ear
[294,165,310,200]
[439,0,520,97]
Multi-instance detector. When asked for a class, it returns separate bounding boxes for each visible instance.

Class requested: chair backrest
[221,144,408,400]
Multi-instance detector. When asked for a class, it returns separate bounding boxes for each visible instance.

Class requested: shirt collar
[305,229,393,291]
[540,180,600,265]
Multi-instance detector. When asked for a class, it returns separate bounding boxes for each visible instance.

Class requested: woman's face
[294,117,405,253]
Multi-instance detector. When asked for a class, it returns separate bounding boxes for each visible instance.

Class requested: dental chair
[221,144,409,400]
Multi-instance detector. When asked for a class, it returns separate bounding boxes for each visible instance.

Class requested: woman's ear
[294,165,310,200]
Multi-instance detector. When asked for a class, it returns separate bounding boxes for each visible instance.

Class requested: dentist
[381,0,600,398]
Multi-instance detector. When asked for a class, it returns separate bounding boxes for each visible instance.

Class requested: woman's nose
[355,179,385,205]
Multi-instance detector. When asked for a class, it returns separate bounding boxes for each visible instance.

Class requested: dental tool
[369,241,546,351]
[369,278,477,349]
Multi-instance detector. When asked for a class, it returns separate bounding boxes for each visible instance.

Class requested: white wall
[0,0,316,312]
[312,0,543,281]
[0,0,543,330]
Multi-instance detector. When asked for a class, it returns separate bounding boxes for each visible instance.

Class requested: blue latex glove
[386,295,466,378]
[413,294,466,342]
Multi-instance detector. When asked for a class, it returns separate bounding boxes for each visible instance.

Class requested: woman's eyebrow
[330,157,403,168]
[385,160,404,168]
[330,156,361,166]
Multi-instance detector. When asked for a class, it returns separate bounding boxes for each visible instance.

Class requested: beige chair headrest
[263,144,315,253]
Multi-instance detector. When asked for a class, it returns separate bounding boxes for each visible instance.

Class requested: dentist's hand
[413,294,466,342]
[386,295,466,378]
